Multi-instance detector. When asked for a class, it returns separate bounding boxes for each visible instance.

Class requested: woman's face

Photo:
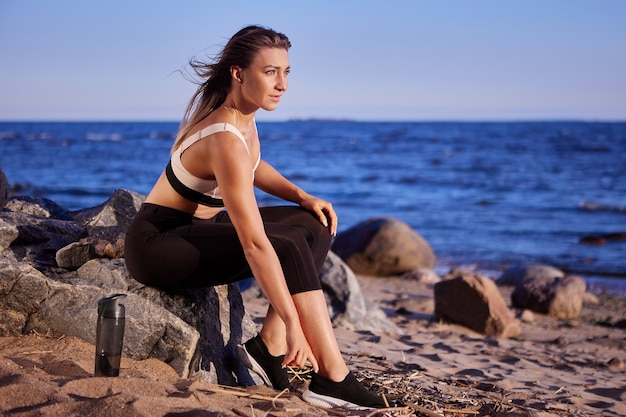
[240,47,290,112]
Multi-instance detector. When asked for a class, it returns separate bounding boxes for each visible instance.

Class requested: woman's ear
[230,66,244,85]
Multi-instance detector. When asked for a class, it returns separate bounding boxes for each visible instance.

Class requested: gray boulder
[72,188,145,243]
[5,195,71,219]
[127,278,257,385]
[511,273,587,319]
[55,241,92,270]
[2,195,81,268]
[0,189,259,384]
[332,217,436,276]
[497,264,564,287]
[0,254,256,383]
[1,209,84,267]
[1,187,395,386]
[0,167,9,209]
[0,256,49,335]
[320,252,399,333]
[2,189,144,269]
[498,264,588,319]
[0,218,19,252]
[27,278,200,379]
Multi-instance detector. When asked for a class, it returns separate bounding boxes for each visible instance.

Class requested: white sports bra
[165,122,260,207]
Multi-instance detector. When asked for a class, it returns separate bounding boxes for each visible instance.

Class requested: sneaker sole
[302,389,376,410]
[236,344,272,387]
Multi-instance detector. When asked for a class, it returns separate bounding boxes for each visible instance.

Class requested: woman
[124,25,385,409]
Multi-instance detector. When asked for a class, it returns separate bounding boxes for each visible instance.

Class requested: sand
[1,275,625,417]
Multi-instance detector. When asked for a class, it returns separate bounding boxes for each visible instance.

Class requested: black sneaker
[237,334,290,390]
[302,371,386,409]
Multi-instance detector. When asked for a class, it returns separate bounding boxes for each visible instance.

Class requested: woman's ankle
[317,366,350,382]
[259,332,287,357]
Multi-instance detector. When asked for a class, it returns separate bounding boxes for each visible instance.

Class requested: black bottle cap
[98,293,127,318]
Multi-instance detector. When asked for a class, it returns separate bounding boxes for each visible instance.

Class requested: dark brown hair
[172,25,291,151]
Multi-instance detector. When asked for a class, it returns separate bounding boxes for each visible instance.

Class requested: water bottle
[94,293,127,377]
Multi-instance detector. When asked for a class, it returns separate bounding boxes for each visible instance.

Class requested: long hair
[172,25,291,152]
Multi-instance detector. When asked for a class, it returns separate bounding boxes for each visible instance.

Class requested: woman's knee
[291,207,332,245]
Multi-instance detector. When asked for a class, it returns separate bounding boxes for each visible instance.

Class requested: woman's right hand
[282,323,319,373]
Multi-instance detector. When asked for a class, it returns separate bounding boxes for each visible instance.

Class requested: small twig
[287,365,311,383]
[192,390,201,403]
[306,404,349,416]
[207,386,301,415]
[440,408,480,415]
[405,402,445,417]
[206,386,282,402]
[270,388,299,412]
[365,406,412,417]
[469,390,539,415]
[407,371,423,380]
[19,350,54,355]
[232,408,251,417]
[216,384,248,392]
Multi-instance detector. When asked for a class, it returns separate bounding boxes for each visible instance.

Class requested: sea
[1,121,625,295]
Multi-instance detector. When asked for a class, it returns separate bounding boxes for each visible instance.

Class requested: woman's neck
[222,104,255,135]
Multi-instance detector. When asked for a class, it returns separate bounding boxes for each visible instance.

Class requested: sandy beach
[1,274,625,417]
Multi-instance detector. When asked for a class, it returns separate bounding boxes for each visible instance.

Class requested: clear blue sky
[1,0,625,121]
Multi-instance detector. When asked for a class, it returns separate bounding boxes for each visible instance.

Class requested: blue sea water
[1,121,625,293]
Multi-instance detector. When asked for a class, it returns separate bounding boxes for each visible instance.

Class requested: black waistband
[165,161,225,207]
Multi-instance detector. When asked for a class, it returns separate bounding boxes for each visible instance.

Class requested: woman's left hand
[300,196,337,236]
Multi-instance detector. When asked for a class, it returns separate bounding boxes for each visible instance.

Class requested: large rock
[2,195,81,267]
[5,195,71,219]
[128,280,257,385]
[0,256,49,335]
[0,189,259,384]
[0,208,84,267]
[332,217,435,276]
[0,218,19,252]
[0,168,9,209]
[497,264,564,287]
[55,241,92,270]
[434,272,520,338]
[498,264,587,319]
[1,188,395,385]
[72,188,145,243]
[511,274,587,319]
[0,254,256,383]
[2,189,144,269]
[320,252,399,333]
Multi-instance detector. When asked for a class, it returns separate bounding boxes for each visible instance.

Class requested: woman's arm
[207,134,319,371]
[253,159,308,203]
[254,160,337,236]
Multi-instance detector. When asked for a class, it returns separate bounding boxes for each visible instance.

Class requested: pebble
[607,357,624,371]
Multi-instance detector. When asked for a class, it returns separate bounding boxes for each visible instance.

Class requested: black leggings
[124,203,332,294]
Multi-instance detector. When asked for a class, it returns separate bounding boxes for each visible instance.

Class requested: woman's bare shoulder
[185,108,235,140]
